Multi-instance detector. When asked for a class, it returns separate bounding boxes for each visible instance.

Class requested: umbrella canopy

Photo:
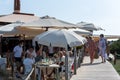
[0,21,23,33]
[0,14,39,23]
[33,29,86,49]
[22,15,78,29]
[0,21,45,36]
[76,22,103,31]
[67,28,92,35]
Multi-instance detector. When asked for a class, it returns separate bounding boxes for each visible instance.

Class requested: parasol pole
[65,45,69,80]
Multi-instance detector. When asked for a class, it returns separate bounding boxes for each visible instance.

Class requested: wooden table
[36,62,60,80]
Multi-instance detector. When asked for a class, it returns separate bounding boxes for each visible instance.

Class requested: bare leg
[41,70,45,80]
[103,56,106,62]
[90,52,95,64]
[101,56,104,63]
[91,52,95,64]
[47,68,55,77]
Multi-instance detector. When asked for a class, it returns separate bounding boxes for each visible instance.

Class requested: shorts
[14,57,22,62]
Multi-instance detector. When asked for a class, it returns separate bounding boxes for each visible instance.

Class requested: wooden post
[81,47,84,63]
[11,59,14,77]
[23,34,26,51]
[78,50,81,67]
[32,64,36,80]
[74,47,77,74]
[65,51,69,80]
[38,67,41,80]
[114,52,117,65]
[0,35,2,57]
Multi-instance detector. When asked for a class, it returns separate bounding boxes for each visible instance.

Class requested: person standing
[13,41,24,77]
[98,34,107,63]
[87,36,96,64]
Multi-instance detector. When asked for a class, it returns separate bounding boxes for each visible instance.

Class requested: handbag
[94,51,99,59]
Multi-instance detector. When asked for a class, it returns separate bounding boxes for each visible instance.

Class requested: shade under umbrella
[22,15,78,29]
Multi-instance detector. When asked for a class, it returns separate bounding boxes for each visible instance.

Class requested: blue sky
[0,0,120,35]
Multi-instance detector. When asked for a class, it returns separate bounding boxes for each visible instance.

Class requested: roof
[22,15,78,28]
[0,13,39,23]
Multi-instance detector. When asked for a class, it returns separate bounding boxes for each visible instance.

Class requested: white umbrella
[0,21,23,34]
[33,29,86,48]
[22,15,78,29]
[68,28,92,35]
[0,21,45,36]
[33,29,86,80]
[47,28,92,35]
[76,22,103,31]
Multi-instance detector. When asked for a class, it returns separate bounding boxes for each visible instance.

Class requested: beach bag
[94,52,99,59]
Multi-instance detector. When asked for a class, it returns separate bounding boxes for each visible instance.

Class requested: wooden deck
[70,56,120,80]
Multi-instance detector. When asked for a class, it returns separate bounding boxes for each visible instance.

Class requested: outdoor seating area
[0,26,87,80]
[0,9,117,80]
[0,11,101,80]
[0,44,84,80]
[1,0,120,80]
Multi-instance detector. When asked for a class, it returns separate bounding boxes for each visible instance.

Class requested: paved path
[70,56,120,80]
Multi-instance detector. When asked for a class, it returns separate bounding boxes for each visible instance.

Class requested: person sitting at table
[59,51,65,72]
[23,53,34,75]
[26,46,36,59]
[53,53,59,63]
[47,53,59,77]
[47,51,65,78]
[35,45,43,62]
[35,45,45,80]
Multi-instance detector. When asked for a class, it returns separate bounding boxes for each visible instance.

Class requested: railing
[23,65,36,80]
[24,68,34,80]
[70,48,84,78]
[77,48,84,68]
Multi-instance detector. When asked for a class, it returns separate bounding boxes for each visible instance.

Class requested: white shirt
[13,45,23,57]
[26,50,36,58]
[60,55,65,71]
[98,38,106,49]
[23,58,34,74]
[61,56,65,63]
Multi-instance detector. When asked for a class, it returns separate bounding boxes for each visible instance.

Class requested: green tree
[110,39,120,54]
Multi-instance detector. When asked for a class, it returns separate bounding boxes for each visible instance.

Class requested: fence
[23,65,36,80]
